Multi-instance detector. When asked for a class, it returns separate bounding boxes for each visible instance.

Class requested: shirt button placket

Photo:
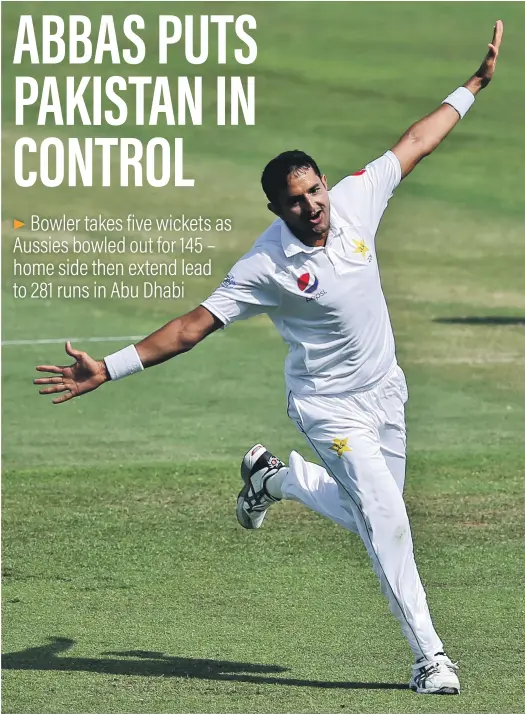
[325,246,340,275]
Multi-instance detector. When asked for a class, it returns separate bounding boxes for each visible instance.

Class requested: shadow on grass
[2,637,408,691]
[434,316,525,325]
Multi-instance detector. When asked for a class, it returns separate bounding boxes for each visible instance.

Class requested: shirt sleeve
[329,150,402,238]
[201,247,280,327]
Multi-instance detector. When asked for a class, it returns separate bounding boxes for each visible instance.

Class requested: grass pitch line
[1,336,145,347]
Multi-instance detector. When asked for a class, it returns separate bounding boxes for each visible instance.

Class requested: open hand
[34,341,108,404]
[476,20,503,88]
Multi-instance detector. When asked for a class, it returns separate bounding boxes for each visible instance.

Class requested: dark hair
[261,150,322,207]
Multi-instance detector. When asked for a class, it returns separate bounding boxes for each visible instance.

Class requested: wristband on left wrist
[441,86,475,118]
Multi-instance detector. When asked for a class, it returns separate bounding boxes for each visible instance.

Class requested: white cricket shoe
[236,444,284,530]
[409,652,460,695]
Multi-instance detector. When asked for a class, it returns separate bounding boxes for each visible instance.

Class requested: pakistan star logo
[330,437,352,458]
[352,239,370,258]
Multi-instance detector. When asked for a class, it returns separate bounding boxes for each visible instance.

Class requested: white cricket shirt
[202,151,402,395]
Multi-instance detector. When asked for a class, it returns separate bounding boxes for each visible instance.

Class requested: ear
[267,202,281,217]
[321,174,328,189]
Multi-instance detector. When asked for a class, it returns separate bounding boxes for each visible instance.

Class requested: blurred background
[2,3,523,713]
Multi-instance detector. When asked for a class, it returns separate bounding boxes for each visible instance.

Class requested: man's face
[270,167,330,245]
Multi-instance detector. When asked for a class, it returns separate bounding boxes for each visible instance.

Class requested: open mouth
[308,209,323,225]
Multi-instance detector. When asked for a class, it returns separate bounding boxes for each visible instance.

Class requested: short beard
[292,221,329,246]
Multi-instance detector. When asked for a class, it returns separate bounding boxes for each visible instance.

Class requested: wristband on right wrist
[441,86,475,118]
[104,345,144,381]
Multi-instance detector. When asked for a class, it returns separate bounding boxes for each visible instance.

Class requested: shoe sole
[236,487,258,529]
[236,445,267,530]
[410,685,460,695]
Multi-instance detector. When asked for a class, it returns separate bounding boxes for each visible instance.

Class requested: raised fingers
[52,392,75,405]
[65,341,83,360]
[34,376,64,385]
[489,20,503,53]
[38,384,70,395]
[493,20,503,47]
[36,365,64,374]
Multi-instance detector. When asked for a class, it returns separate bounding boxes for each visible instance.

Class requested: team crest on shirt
[297,272,319,294]
[352,239,370,259]
[330,437,352,458]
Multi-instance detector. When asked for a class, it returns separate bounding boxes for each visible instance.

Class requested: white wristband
[441,87,475,118]
[104,345,144,381]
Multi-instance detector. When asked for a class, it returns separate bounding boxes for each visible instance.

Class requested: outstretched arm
[34,306,223,404]
[391,21,503,179]
[134,306,223,367]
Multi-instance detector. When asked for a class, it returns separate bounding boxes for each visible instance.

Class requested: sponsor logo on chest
[297,272,318,293]
[296,272,326,302]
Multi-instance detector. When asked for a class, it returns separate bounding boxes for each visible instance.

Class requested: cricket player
[35,22,503,695]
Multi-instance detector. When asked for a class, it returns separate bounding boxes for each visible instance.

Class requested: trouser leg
[280,416,407,540]
[287,387,443,659]
[381,437,406,494]
[281,450,359,534]
[378,369,408,495]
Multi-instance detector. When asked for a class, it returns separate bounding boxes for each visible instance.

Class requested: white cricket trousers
[284,364,443,660]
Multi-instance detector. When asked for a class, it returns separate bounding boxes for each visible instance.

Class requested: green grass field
[2,2,524,713]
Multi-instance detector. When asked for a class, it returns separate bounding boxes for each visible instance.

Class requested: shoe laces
[244,485,272,511]
[413,656,459,676]
[244,469,280,511]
